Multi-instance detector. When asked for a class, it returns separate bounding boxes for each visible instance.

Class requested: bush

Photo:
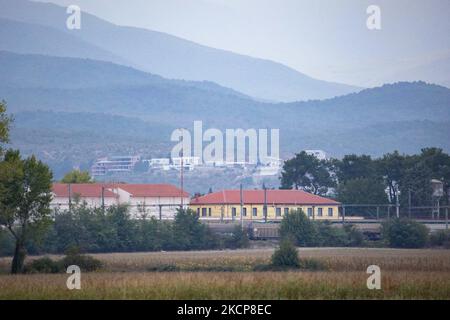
[430,230,450,248]
[60,253,103,272]
[280,210,366,248]
[343,224,365,247]
[254,257,326,272]
[316,222,348,246]
[224,225,250,249]
[147,264,179,272]
[24,257,62,274]
[0,228,15,256]
[280,210,318,246]
[382,218,429,248]
[24,251,103,274]
[298,258,327,271]
[271,239,300,268]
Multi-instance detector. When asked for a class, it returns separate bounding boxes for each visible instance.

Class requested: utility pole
[68,183,72,212]
[179,128,185,209]
[445,207,448,230]
[396,193,400,218]
[263,184,267,223]
[342,206,345,224]
[408,189,412,219]
[240,184,244,230]
[101,185,105,212]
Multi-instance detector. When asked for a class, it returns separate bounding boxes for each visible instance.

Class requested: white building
[146,158,171,171]
[255,157,282,176]
[51,183,189,219]
[305,150,328,161]
[172,156,200,171]
[91,156,140,176]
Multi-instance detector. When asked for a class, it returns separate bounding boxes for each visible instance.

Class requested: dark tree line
[0,206,249,257]
[281,149,450,210]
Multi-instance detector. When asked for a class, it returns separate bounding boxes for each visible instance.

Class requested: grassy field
[0,248,449,299]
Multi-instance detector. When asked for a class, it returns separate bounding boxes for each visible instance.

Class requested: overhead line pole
[240,184,244,230]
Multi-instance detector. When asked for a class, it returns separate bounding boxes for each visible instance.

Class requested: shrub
[271,239,300,268]
[382,218,429,248]
[298,258,327,271]
[280,209,318,246]
[60,252,103,272]
[254,257,326,272]
[224,225,250,249]
[343,224,365,247]
[24,257,62,274]
[0,229,15,256]
[147,264,179,272]
[430,230,450,248]
[316,222,348,246]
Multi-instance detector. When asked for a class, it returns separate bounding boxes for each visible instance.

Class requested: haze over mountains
[30,0,450,89]
[0,0,360,102]
[0,0,449,180]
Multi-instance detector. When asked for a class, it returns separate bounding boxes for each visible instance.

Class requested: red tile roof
[190,189,340,205]
[107,183,189,198]
[52,183,117,198]
[52,183,189,198]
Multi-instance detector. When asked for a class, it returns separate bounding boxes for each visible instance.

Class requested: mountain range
[0,0,360,102]
[0,0,449,181]
[1,51,449,178]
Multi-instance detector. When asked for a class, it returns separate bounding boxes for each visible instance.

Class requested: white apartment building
[91,156,140,176]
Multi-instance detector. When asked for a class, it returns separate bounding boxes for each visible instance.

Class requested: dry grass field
[0,248,449,299]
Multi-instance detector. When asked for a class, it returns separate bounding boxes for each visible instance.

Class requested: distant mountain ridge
[1,52,449,165]
[0,0,360,102]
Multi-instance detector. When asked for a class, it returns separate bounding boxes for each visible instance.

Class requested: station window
[208,208,212,217]
[284,208,290,215]
[328,208,333,217]
[252,207,258,216]
[318,208,323,217]
[201,207,207,217]
[243,207,247,216]
[307,207,313,217]
[276,207,282,217]
[197,208,200,216]
[232,207,237,217]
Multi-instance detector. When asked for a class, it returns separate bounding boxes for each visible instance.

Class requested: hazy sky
[35,0,450,86]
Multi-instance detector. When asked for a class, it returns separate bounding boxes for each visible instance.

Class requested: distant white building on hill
[305,150,328,161]
[91,156,140,176]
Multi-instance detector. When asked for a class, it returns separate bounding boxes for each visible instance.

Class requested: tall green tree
[61,169,92,183]
[0,100,13,153]
[280,151,335,195]
[336,177,389,217]
[0,150,53,273]
[376,151,405,204]
[333,154,376,183]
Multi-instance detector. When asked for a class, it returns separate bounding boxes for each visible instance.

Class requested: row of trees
[280,209,435,249]
[281,150,450,208]
[0,206,249,257]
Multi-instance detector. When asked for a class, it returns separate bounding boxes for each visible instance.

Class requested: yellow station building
[190,189,341,220]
